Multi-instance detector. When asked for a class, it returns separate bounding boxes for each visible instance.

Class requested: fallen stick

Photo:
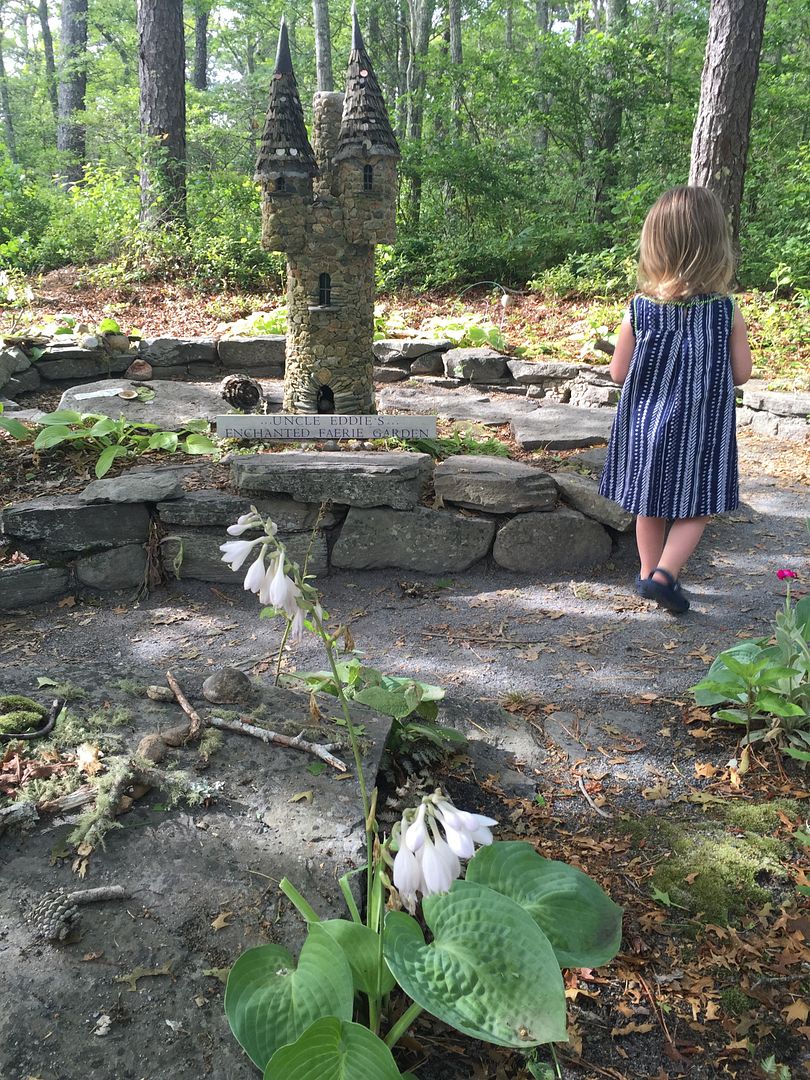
[209,715,348,772]
[39,784,96,814]
[577,776,612,819]
[165,670,203,741]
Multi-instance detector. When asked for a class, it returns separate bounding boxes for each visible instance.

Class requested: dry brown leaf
[694,761,719,779]
[75,743,104,777]
[642,781,671,801]
[57,595,77,608]
[784,1000,810,1025]
[211,911,233,931]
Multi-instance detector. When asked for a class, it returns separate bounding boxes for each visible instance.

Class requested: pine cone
[29,889,81,942]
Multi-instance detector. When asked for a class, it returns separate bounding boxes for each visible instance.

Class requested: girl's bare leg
[635,516,667,579]
[652,516,710,583]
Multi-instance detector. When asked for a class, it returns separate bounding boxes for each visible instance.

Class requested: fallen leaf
[289,790,314,803]
[115,963,173,992]
[75,743,104,777]
[58,595,77,608]
[202,966,230,984]
[611,1021,654,1036]
[785,1000,810,1025]
[642,782,671,801]
[694,762,719,779]
[211,911,233,931]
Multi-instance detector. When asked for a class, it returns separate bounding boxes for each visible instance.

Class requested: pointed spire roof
[255,17,317,180]
[334,3,400,162]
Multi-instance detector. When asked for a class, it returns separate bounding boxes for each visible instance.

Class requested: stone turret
[257,8,400,414]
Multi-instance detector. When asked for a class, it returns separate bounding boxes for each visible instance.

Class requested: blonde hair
[637,186,735,301]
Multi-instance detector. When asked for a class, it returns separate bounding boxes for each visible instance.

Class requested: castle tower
[256,8,400,414]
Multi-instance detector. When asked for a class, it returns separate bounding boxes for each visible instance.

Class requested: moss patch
[652,823,790,925]
[0,695,48,734]
[721,798,802,833]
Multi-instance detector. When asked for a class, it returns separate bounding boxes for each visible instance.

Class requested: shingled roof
[334,6,400,162]
[255,18,317,180]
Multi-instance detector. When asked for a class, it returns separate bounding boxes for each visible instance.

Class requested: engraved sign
[216,414,437,441]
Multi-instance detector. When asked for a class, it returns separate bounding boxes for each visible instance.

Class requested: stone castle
[255,12,400,414]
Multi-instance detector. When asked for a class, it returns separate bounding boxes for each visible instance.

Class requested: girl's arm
[730,306,753,386]
[609,314,635,384]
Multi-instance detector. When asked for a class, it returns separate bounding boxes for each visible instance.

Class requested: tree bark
[312,0,333,92]
[448,0,462,134]
[593,0,627,223]
[37,0,58,122]
[56,0,87,184]
[404,0,435,224]
[534,0,550,151]
[689,0,767,245]
[192,0,209,91]
[137,0,187,227]
[0,17,16,162]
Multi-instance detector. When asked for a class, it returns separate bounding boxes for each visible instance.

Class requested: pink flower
[776,569,798,581]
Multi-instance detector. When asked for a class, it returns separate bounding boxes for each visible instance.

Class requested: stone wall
[0,449,631,610]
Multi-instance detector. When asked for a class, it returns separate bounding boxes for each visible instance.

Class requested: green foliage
[420,313,507,351]
[10,409,218,478]
[289,660,445,724]
[528,245,637,299]
[0,401,33,441]
[376,430,511,460]
[264,1018,404,1080]
[0,695,48,734]
[221,307,287,336]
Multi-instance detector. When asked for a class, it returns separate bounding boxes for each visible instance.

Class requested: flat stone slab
[58,380,230,431]
[374,338,451,363]
[217,335,286,372]
[1,497,150,555]
[231,451,433,509]
[553,470,634,532]
[331,506,495,572]
[35,350,131,381]
[434,455,558,514]
[566,446,608,475]
[443,347,509,383]
[161,528,327,581]
[0,563,70,609]
[379,383,538,426]
[77,469,185,504]
[74,543,148,589]
[493,507,612,573]
[511,402,615,450]
[138,337,217,366]
[742,383,810,419]
[156,489,337,531]
[507,359,581,383]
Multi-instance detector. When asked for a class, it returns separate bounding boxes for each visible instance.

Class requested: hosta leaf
[465,841,622,969]
[37,409,83,425]
[384,880,567,1047]
[95,444,128,477]
[264,1018,403,1080]
[225,925,354,1070]
[319,919,396,996]
[183,432,217,454]
[0,415,32,439]
[33,425,72,449]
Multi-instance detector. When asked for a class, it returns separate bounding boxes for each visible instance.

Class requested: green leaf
[37,409,84,425]
[0,415,32,439]
[465,841,622,969]
[183,433,217,454]
[307,761,327,776]
[224,926,354,1071]
[714,709,750,725]
[353,686,412,719]
[182,418,211,433]
[95,444,128,477]
[33,425,73,450]
[263,1018,403,1080]
[97,317,121,334]
[319,920,396,997]
[36,676,59,687]
[784,747,810,762]
[86,417,118,437]
[753,693,807,718]
[384,880,567,1047]
[147,430,179,452]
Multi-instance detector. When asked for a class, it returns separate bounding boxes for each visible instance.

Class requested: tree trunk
[593,0,627,223]
[0,17,17,162]
[404,0,434,224]
[448,0,462,134]
[312,0,333,92]
[534,0,549,151]
[37,0,58,122]
[192,0,209,91]
[56,0,87,184]
[137,0,186,227]
[689,0,767,245]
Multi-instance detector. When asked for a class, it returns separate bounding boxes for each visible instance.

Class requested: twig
[209,714,348,772]
[67,885,130,905]
[39,784,96,813]
[165,670,203,741]
[577,776,611,818]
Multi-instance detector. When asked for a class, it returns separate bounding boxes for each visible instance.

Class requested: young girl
[599,185,753,613]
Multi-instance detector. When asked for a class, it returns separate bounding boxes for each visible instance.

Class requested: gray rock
[409,352,445,376]
[493,507,612,573]
[58,379,229,431]
[77,470,185,505]
[379,384,539,426]
[232,451,433,509]
[507,359,580,383]
[373,366,409,383]
[162,528,327,581]
[568,381,620,408]
[434,455,557,514]
[565,446,608,474]
[332,506,495,571]
[7,368,42,394]
[742,383,810,419]
[187,362,224,380]
[373,339,451,363]
[443,347,509,383]
[217,335,286,372]
[0,563,70,609]
[74,544,148,589]
[35,350,131,381]
[156,489,336,531]
[511,403,615,450]
[0,351,18,389]
[138,337,217,366]
[202,666,256,704]
[576,363,615,385]
[7,346,31,373]
[553,470,633,532]
[1,498,150,555]
[526,383,571,403]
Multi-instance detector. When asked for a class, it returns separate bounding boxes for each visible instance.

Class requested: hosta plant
[221,508,623,1078]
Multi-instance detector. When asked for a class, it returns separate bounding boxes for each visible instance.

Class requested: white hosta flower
[420,832,460,895]
[219,537,263,571]
[435,799,496,854]
[258,551,281,605]
[392,844,424,916]
[289,605,307,643]
[265,557,301,617]
[242,548,268,594]
[404,802,428,853]
[226,511,263,536]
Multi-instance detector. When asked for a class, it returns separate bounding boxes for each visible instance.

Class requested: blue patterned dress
[599,294,738,519]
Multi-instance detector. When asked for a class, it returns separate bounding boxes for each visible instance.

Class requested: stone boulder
[493,507,611,573]
[373,339,451,364]
[409,352,445,376]
[443,347,509,383]
[553,470,633,532]
[231,451,433,510]
[138,338,217,367]
[1,497,150,555]
[156,490,338,531]
[0,563,70,609]
[373,366,409,383]
[35,348,131,382]
[331,506,495,572]
[742,382,810,418]
[511,403,615,450]
[506,359,580,384]
[58,380,229,431]
[161,528,327,581]
[77,469,186,505]
[202,667,256,704]
[74,544,148,589]
[6,368,41,394]
[565,446,608,475]
[434,455,557,514]
[217,336,286,374]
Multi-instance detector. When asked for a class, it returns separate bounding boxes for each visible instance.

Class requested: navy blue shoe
[639,567,690,614]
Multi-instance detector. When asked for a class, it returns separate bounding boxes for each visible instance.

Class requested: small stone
[202,667,256,704]
[126,359,153,380]
[106,334,132,353]
[146,686,176,702]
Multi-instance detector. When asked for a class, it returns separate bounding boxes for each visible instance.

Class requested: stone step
[510,402,615,450]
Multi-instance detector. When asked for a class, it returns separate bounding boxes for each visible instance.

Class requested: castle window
[275,175,286,192]
[363,164,374,191]
[318,273,332,306]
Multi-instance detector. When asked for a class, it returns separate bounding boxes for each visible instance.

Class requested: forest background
[0,0,808,329]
